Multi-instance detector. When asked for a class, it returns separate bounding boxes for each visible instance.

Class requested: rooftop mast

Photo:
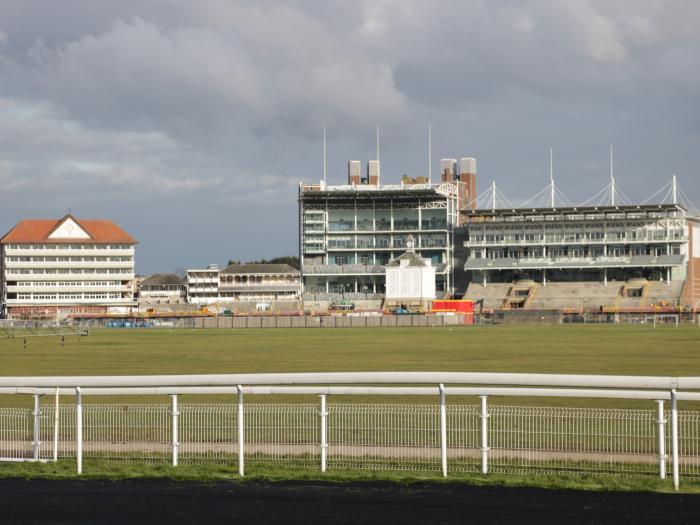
[376,125,380,162]
[550,147,555,207]
[672,174,678,205]
[610,144,616,206]
[322,126,327,185]
[428,124,432,184]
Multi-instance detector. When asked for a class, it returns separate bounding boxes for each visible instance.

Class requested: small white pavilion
[385,235,436,309]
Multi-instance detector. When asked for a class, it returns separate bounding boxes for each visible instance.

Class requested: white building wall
[386,264,436,300]
[2,242,136,308]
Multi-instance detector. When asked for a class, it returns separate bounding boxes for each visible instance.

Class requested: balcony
[188,287,218,293]
[303,264,385,275]
[464,254,685,270]
[5,298,136,306]
[5,261,133,269]
[5,272,134,280]
[218,284,302,293]
[465,234,688,247]
[6,285,132,293]
[4,248,134,257]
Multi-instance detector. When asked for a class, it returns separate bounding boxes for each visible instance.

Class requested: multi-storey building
[462,204,700,310]
[137,273,187,305]
[186,265,221,305]
[0,214,137,319]
[298,158,476,298]
[187,264,302,306]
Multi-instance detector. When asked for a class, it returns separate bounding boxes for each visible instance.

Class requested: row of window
[13,281,124,287]
[326,253,444,265]
[5,244,132,250]
[471,245,682,259]
[469,230,685,243]
[325,235,447,249]
[6,256,132,263]
[15,292,124,300]
[7,268,132,275]
[326,218,448,232]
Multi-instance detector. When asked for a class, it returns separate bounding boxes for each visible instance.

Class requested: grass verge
[1,460,698,494]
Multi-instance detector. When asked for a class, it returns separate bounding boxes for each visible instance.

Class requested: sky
[0,0,699,274]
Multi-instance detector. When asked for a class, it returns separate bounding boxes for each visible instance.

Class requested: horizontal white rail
[1,372,699,389]
[0,386,677,400]
[3,373,700,492]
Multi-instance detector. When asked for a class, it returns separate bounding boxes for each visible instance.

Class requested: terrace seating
[466,280,685,311]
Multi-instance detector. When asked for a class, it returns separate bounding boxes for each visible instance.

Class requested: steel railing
[1,372,700,490]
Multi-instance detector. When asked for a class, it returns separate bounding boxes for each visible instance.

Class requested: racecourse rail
[2,372,700,490]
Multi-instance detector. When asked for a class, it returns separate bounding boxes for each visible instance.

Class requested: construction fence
[71,311,699,330]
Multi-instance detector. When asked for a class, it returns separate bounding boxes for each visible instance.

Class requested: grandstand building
[462,204,700,311]
[137,273,187,305]
[298,158,476,299]
[187,264,302,307]
[0,214,137,319]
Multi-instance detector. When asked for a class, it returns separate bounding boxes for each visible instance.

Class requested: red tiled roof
[0,215,137,244]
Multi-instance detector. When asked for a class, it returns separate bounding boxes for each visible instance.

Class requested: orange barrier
[431,300,474,314]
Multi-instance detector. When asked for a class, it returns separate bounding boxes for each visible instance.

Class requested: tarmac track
[2,478,700,524]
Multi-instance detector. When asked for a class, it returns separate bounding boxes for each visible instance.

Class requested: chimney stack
[440,158,457,182]
[367,160,380,185]
[348,160,361,185]
[458,157,477,211]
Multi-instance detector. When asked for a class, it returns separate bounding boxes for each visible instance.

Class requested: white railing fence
[1,372,700,490]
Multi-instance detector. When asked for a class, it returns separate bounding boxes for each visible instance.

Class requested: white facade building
[138,273,187,304]
[187,264,301,306]
[0,215,137,319]
[385,238,436,304]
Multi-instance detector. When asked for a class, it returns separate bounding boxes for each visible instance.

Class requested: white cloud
[0,0,698,272]
[6,15,407,144]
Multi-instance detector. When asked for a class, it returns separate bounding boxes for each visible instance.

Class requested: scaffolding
[0,320,89,340]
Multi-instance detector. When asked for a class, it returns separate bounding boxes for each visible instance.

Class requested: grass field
[1,324,699,376]
[1,459,693,493]
[2,324,700,491]
[0,324,698,408]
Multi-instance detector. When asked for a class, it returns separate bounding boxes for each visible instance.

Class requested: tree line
[227,256,299,269]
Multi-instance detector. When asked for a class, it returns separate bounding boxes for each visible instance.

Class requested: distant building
[462,204,700,310]
[138,273,187,304]
[298,158,476,299]
[186,265,220,306]
[385,236,436,309]
[0,214,137,319]
[187,264,301,306]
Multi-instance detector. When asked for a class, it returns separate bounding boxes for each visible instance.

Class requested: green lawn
[1,324,698,376]
[0,324,698,408]
[0,460,694,494]
[2,325,700,490]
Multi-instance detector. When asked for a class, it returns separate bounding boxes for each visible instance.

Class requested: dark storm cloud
[0,0,698,272]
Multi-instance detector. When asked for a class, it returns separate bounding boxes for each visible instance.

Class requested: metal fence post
[656,400,667,479]
[32,394,41,461]
[439,384,447,477]
[479,395,489,474]
[319,394,328,472]
[171,394,179,467]
[75,387,83,475]
[53,387,59,462]
[237,385,245,476]
[671,389,679,491]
